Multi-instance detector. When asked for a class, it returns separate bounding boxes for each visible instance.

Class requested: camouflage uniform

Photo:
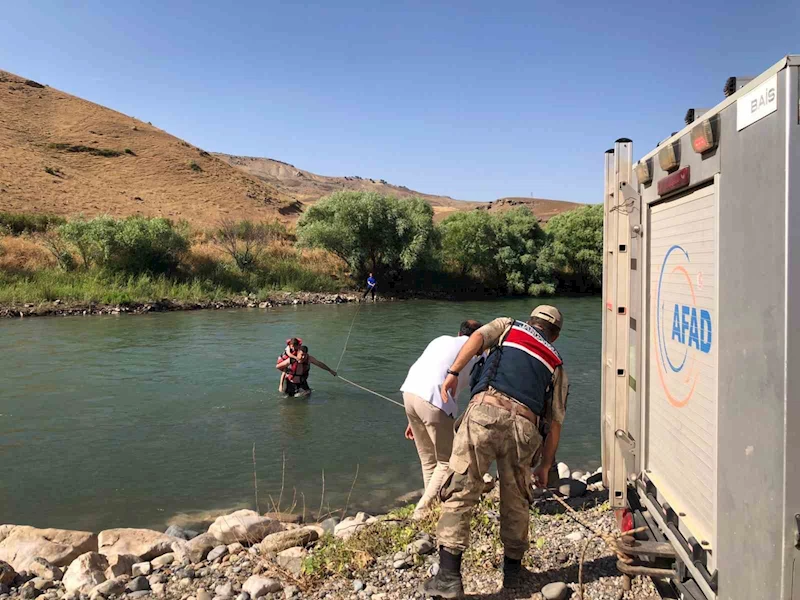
[436,317,569,560]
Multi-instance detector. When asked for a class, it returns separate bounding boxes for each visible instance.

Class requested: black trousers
[363,286,376,300]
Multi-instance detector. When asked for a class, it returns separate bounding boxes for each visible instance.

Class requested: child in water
[277,337,302,393]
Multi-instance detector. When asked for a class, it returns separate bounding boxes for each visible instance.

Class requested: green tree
[537,204,603,292]
[438,210,497,278]
[297,191,437,281]
[493,207,549,294]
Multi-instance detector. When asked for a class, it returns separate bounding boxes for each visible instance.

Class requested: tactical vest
[470,319,563,416]
[287,358,309,384]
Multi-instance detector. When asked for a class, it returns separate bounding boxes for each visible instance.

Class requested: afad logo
[655,245,713,408]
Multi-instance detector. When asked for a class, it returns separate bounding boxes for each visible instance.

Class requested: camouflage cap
[530,305,563,330]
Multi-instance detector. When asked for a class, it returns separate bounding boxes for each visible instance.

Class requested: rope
[542,489,647,599]
[337,375,405,408]
[335,301,363,372]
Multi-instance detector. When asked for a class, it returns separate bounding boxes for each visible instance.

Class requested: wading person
[277,337,303,393]
[276,345,337,397]
[363,272,377,301]
[401,319,483,520]
[421,306,569,597]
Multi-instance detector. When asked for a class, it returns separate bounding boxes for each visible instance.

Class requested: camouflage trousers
[436,397,542,560]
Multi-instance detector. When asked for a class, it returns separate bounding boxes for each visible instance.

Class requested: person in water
[275,345,337,396]
[363,273,377,301]
[277,337,303,393]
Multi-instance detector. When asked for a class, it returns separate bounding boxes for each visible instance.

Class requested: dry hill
[0,70,295,228]
[213,154,483,220]
[477,197,584,221]
[0,68,581,228]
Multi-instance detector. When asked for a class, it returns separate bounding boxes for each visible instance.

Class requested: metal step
[618,538,678,558]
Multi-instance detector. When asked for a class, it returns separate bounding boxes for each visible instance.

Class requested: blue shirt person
[363,272,377,300]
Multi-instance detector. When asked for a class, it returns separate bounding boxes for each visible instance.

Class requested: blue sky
[1,1,798,204]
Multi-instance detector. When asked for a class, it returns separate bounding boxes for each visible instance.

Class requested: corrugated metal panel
[646,185,717,546]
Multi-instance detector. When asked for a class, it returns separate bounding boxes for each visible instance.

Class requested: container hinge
[795,514,800,549]
[615,429,636,451]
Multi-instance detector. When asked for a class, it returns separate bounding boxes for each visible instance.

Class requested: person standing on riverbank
[422,305,569,597]
[401,319,483,520]
[276,345,337,396]
[363,273,377,301]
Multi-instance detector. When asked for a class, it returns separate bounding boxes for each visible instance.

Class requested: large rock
[97,529,180,561]
[164,526,198,541]
[208,510,282,545]
[62,552,108,594]
[104,554,138,579]
[28,558,63,581]
[0,560,15,585]
[333,513,371,539]
[0,526,14,545]
[0,526,98,572]
[542,581,568,600]
[91,576,126,598]
[262,513,302,525]
[185,533,217,563]
[257,528,318,554]
[242,575,282,598]
[276,547,306,577]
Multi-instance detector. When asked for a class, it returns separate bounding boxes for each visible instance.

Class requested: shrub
[48,143,123,157]
[189,161,202,172]
[215,219,283,271]
[59,216,190,273]
[44,166,64,177]
[124,148,136,155]
[0,212,66,235]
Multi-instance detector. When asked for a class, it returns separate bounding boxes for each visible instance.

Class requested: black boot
[502,556,528,590]
[420,547,464,599]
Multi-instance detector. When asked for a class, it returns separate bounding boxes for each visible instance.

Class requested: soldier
[421,305,568,598]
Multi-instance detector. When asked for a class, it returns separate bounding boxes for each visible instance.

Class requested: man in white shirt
[401,319,483,519]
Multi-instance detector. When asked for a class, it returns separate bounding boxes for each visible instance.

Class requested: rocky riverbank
[0,292,385,319]
[0,468,659,600]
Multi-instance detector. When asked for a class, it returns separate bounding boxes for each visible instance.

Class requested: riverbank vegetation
[0,193,602,307]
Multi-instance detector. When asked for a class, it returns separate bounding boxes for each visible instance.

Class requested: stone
[215,582,234,598]
[283,586,298,599]
[131,562,151,577]
[372,594,386,600]
[32,577,55,591]
[186,533,218,563]
[19,584,37,600]
[208,511,282,545]
[482,473,495,493]
[62,552,109,594]
[206,547,227,562]
[542,581,568,600]
[242,576,281,598]
[276,547,305,577]
[151,554,174,568]
[97,529,180,561]
[126,577,150,593]
[151,582,165,596]
[261,513,302,525]
[164,526,198,541]
[407,539,434,555]
[0,526,14,545]
[0,561,15,586]
[148,573,166,585]
[129,592,150,599]
[586,470,603,485]
[197,589,212,600]
[556,462,571,480]
[0,527,98,572]
[566,531,584,542]
[28,559,63,582]
[317,518,339,536]
[557,478,588,498]
[103,554,138,579]
[571,470,585,481]
[91,576,126,597]
[333,513,371,539]
[226,543,243,555]
[352,580,364,592]
[256,528,319,554]
[236,593,250,600]
[393,559,409,569]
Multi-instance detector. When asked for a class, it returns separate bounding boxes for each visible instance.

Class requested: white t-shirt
[400,335,480,417]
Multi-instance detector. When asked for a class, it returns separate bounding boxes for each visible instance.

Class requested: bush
[48,143,123,157]
[124,148,136,155]
[215,219,285,271]
[189,161,202,172]
[59,216,190,273]
[0,212,66,235]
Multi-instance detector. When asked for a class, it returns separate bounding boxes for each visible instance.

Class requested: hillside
[213,154,483,220]
[477,197,584,221]
[0,70,295,228]
[0,68,581,228]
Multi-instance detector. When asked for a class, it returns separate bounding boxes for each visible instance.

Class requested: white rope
[337,375,405,409]
[335,301,363,372]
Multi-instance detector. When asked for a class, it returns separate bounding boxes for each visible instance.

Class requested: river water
[0,297,601,532]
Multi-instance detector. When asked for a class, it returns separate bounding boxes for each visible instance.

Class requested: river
[0,297,601,532]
